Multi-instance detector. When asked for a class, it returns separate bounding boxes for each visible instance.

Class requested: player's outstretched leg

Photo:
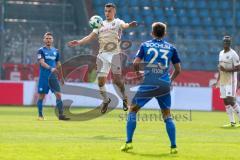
[37,94,45,120]
[162,109,177,154]
[121,105,139,152]
[113,74,128,111]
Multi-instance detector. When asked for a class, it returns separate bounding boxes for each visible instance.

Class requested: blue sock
[165,118,176,148]
[126,112,137,143]
[37,99,43,117]
[56,99,63,115]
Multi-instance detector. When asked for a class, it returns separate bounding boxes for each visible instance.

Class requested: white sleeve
[232,52,240,66]
[118,19,126,29]
[92,28,99,35]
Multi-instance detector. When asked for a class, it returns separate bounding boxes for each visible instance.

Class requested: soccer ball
[89,15,103,29]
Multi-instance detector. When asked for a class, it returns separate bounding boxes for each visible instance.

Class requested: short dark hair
[223,35,231,42]
[152,22,166,38]
[105,3,116,9]
[44,32,53,38]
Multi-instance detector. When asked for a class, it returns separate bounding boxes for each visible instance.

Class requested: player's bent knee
[226,97,235,106]
[38,94,45,100]
[129,104,140,113]
[98,77,106,87]
[55,92,62,99]
[113,79,122,86]
[161,109,171,120]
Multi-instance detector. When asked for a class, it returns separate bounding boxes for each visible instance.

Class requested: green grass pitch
[0,106,240,160]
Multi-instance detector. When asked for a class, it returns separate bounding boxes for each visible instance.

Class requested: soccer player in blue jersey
[121,22,181,154]
[37,32,69,121]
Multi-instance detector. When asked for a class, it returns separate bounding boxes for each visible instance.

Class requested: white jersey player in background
[68,3,137,113]
[214,36,240,127]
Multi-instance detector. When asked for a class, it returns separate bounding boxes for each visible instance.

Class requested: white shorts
[96,52,122,77]
[220,84,237,98]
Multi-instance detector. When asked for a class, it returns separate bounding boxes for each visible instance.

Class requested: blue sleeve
[135,44,145,59]
[37,49,44,60]
[56,50,60,62]
[171,47,181,64]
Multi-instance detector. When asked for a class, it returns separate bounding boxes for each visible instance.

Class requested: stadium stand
[1,0,240,72]
[91,0,240,71]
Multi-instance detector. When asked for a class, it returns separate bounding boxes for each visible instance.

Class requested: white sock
[225,105,235,123]
[232,103,240,122]
[99,86,108,102]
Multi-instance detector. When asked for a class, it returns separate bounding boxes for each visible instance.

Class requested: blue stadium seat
[202,17,212,26]
[129,0,138,7]
[224,18,233,27]
[211,10,221,18]
[179,16,188,26]
[145,16,154,25]
[223,11,232,19]
[165,8,175,17]
[177,9,186,17]
[214,18,224,26]
[139,0,151,7]
[95,7,103,15]
[199,9,208,18]
[194,32,205,40]
[132,14,142,23]
[152,0,161,8]
[142,8,152,17]
[220,1,231,9]
[191,17,201,26]
[162,0,172,7]
[208,1,218,9]
[119,7,129,16]
[175,0,184,8]
[208,34,217,40]
[116,0,125,6]
[188,9,198,18]
[154,15,167,24]
[122,14,131,22]
[90,0,240,71]
[92,0,101,6]
[97,0,108,5]
[196,0,207,9]
[153,8,164,17]
[185,0,195,8]
[168,16,177,26]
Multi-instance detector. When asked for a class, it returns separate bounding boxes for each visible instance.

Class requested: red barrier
[173,70,217,87]
[212,87,225,111]
[0,82,23,105]
[2,63,218,87]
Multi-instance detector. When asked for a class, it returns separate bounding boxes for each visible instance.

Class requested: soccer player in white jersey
[214,36,240,127]
[67,3,137,113]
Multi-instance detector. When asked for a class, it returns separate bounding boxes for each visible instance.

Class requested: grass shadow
[125,151,178,158]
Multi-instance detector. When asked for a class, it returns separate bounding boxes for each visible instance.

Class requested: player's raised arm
[121,21,138,29]
[67,32,97,47]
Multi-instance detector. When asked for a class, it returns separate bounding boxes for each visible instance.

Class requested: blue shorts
[131,84,171,110]
[38,74,60,94]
